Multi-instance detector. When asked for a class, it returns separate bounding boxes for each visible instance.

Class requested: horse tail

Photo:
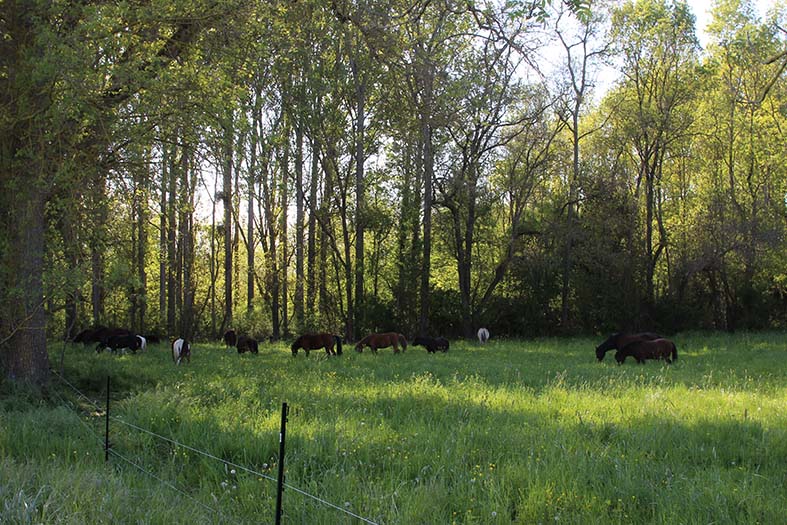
[334,335,343,355]
[398,333,407,351]
[671,342,678,362]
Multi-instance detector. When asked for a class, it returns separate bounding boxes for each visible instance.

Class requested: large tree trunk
[419,119,433,335]
[294,122,305,331]
[307,134,319,321]
[1,183,50,385]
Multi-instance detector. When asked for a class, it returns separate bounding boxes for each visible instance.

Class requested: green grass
[2,332,787,524]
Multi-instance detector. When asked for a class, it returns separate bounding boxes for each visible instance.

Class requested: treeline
[3,0,787,383]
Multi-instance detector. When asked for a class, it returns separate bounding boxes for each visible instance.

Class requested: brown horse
[355,332,408,354]
[614,338,677,365]
[595,332,661,361]
[291,333,343,356]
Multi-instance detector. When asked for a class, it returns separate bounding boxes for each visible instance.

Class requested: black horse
[412,336,449,353]
[615,338,677,364]
[236,335,259,354]
[595,332,661,361]
[96,333,141,354]
[290,333,343,356]
[223,329,237,347]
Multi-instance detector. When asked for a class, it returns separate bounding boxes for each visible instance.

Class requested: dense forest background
[3,0,787,383]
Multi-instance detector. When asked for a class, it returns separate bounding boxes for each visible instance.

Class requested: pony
[595,332,661,362]
[477,328,490,344]
[96,334,141,354]
[412,336,449,353]
[290,333,343,356]
[614,338,677,365]
[73,326,107,345]
[172,338,191,365]
[355,332,407,354]
[136,335,147,352]
[223,329,237,347]
[236,335,259,354]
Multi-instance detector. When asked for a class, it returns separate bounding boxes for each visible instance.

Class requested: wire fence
[51,370,380,525]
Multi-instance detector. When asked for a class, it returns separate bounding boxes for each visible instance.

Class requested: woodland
[2,0,787,385]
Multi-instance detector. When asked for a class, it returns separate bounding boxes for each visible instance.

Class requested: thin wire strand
[52,370,380,525]
[52,370,103,411]
[108,448,239,525]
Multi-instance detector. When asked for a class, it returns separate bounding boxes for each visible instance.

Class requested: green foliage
[3,333,787,523]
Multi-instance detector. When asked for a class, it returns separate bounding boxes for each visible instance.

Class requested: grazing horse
[614,338,677,365]
[172,338,191,365]
[595,332,661,361]
[236,335,259,354]
[73,326,107,345]
[355,332,408,354]
[290,333,343,356]
[136,335,147,352]
[412,336,449,353]
[477,328,490,344]
[223,329,237,348]
[96,334,141,354]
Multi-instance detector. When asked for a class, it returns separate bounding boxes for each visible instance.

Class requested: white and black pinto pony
[172,338,191,365]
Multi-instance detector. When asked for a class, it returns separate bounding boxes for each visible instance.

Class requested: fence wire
[52,369,380,525]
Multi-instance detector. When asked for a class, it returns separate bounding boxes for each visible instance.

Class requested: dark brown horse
[236,335,259,354]
[223,329,237,347]
[355,332,408,354]
[615,338,677,364]
[595,332,661,361]
[412,336,449,353]
[291,333,343,356]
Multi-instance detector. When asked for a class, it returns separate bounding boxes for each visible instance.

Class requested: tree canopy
[2,0,787,384]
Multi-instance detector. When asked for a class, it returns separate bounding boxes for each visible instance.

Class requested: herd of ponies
[71,325,677,366]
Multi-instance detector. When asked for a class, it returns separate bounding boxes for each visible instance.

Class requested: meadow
[1,332,786,524]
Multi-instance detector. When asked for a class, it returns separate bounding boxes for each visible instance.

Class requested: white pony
[477,328,490,344]
[136,335,147,352]
[172,338,191,365]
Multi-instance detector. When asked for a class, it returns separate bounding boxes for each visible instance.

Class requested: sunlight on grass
[1,332,786,523]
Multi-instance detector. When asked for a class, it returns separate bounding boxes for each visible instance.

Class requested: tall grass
[2,332,786,523]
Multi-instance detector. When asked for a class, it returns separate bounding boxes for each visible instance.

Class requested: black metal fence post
[105,376,111,462]
[275,402,289,525]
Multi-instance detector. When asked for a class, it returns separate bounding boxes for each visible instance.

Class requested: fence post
[275,402,289,525]
[105,376,111,462]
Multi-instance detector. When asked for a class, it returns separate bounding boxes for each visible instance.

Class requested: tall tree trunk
[222,115,234,333]
[352,61,365,340]
[210,173,218,337]
[280,126,290,338]
[307,134,320,321]
[419,118,433,335]
[294,122,305,331]
[159,145,168,331]
[166,147,177,335]
[181,152,195,339]
[136,160,148,333]
[91,173,107,326]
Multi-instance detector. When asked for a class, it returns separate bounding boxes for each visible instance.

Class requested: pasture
[2,332,786,524]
